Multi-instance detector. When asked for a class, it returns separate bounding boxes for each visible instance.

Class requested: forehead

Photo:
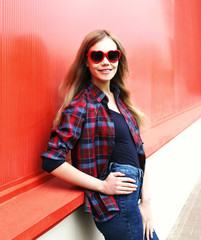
[89,37,117,52]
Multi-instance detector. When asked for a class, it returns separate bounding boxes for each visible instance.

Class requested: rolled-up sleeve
[41,97,87,173]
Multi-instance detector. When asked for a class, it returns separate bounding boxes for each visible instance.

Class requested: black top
[109,110,140,168]
[42,109,140,173]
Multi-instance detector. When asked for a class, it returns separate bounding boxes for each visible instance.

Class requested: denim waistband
[108,162,143,181]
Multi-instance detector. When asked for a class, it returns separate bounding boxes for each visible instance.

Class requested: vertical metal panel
[1,0,201,187]
[174,0,201,109]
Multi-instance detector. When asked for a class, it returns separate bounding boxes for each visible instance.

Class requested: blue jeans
[95,162,159,240]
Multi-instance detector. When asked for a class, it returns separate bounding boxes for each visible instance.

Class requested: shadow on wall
[0,34,56,187]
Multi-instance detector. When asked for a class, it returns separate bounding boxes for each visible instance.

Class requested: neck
[92,80,112,96]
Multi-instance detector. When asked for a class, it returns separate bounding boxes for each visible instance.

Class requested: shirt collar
[88,81,120,104]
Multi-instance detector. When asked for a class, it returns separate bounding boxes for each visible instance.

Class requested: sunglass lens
[90,51,103,63]
[108,51,120,62]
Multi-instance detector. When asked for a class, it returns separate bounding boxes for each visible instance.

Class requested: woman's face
[86,37,119,86]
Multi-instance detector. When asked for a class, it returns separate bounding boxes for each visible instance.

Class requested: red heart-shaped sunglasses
[86,50,121,64]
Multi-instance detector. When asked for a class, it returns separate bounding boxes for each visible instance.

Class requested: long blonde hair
[54,29,144,128]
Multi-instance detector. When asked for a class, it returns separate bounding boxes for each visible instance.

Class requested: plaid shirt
[41,82,145,222]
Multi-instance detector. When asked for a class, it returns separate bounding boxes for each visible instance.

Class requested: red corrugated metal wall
[1,0,201,188]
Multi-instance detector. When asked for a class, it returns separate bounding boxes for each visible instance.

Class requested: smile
[98,69,112,74]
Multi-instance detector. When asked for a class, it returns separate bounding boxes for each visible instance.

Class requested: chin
[98,74,116,81]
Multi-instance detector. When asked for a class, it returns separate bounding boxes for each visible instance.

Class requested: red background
[1,0,201,188]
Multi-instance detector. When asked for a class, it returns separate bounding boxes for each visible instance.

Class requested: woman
[41,29,159,240]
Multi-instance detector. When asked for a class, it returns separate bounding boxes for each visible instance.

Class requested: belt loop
[138,168,143,180]
[108,162,113,171]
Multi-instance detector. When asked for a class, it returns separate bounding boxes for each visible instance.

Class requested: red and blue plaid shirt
[41,82,145,222]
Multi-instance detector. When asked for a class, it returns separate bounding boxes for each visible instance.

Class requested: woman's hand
[100,172,138,195]
[138,200,154,240]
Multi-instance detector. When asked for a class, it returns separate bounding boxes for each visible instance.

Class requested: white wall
[37,205,104,240]
[146,118,201,239]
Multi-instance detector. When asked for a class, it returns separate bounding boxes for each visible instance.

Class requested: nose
[101,55,110,65]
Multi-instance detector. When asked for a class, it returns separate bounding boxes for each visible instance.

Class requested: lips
[99,69,112,74]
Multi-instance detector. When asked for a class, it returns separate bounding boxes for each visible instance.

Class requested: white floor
[146,118,201,240]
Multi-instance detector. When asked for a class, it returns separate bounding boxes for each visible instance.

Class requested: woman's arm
[139,167,154,240]
[51,162,138,195]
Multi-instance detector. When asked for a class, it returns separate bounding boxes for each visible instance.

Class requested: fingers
[145,228,154,240]
[146,223,150,240]
[117,182,138,191]
[112,171,125,177]
[150,227,153,239]
[114,183,138,194]
[150,232,153,239]
[111,172,136,183]
[115,186,137,194]
[111,172,137,194]
[143,221,146,239]
[118,177,136,183]
[144,222,154,240]
[103,172,137,195]
[139,202,154,240]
